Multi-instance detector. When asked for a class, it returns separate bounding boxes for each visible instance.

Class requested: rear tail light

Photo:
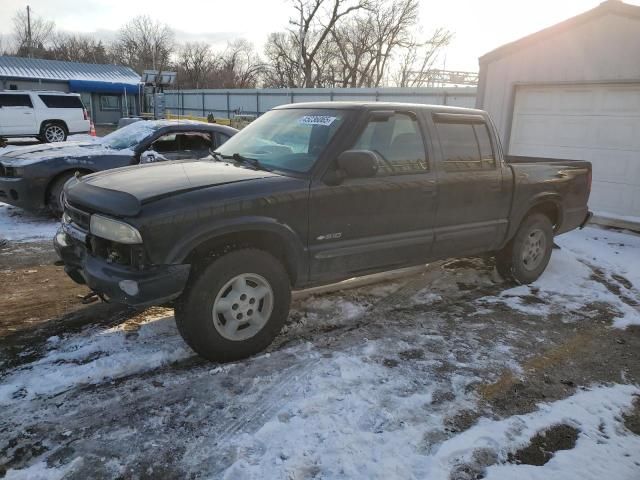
[83,108,88,121]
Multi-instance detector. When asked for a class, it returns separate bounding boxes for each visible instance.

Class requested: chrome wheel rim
[212,273,274,341]
[45,125,65,142]
[522,228,546,271]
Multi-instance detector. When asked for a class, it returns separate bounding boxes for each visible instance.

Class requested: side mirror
[337,150,378,178]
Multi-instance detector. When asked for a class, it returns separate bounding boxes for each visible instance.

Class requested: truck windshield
[215,109,347,173]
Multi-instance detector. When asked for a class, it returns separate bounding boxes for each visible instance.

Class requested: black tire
[47,173,75,217]
[175,249,291,362]
[495,213,554,284]
[41,122,68,143]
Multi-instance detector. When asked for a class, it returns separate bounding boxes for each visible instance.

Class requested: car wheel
[175,249,291,362]
[42,122,67,143]
[496,213,553,284]
[48,173,76,217]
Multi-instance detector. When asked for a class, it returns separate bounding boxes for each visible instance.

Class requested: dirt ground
[1,227,639,478]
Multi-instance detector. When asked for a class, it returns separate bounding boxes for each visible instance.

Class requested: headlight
[90,214,142,244]
[62,211,72,224]
[2,165,24,177]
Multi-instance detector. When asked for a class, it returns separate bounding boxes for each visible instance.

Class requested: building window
[9,84,18,90]
[100,95,120,111]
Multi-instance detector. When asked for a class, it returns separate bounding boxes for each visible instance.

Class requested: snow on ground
[439,385,640,480]
[0,202,59,242]
[0,309,192,404]
[480,226,640,329]
[1,226,639,478]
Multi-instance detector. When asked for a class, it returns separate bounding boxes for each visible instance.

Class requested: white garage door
[509,84,640,219]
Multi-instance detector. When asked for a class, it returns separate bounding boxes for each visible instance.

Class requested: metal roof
[0,56,141,85]
[479,0,640,65]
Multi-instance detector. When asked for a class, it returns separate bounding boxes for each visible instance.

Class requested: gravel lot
[1,203,639,479]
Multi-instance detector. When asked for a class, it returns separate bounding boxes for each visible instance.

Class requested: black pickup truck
[54,102,592,361]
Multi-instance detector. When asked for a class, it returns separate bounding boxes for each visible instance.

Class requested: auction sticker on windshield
[298,115,337,126]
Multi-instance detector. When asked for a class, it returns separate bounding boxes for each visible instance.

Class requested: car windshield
[215,109,348,173]
[100,121,160,150]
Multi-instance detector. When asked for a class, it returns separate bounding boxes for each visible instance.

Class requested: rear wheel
[41,122,67,143]
[496,213,553,284]
[175,249,291,362]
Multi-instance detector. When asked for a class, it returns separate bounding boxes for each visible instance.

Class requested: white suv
[0,90,90,143]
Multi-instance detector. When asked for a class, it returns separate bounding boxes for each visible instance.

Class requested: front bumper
[0,176,42,210]
[54,227,190,307]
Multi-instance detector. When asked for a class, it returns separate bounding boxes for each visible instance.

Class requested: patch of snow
[3,458,83,480]
[479,227,640,329]
[0,202,59,242]
[0,310,192,405]
[413,291,443,304]
[435,384,640,480]
[67,134,99,143]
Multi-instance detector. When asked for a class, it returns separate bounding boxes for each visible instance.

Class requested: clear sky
[1,0,639,71]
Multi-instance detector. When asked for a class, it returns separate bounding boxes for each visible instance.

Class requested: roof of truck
[274,101,486,115]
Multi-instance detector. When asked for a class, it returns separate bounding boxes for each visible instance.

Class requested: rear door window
[0,94,33,108]
[434,120,496,171]
[39,95,84,109]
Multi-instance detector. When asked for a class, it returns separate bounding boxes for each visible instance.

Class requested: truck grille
[65,203,91,230]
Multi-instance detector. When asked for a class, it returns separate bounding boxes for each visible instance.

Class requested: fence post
[290,90,294,104]
[202,92,205,117]
[181,91,185,116]
[226,91,230,119]
[256,90,260,116]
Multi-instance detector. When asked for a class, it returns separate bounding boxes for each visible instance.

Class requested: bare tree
[264,0,450,88]
[394,28,453,87]
[328,0,420,87]
[12,8,55,57]
[48,33,111,64]
[215,40,264,89]
[264,32,305,87]
[176,42,215,88]
[111,15,175,74]
[266,0,370,87]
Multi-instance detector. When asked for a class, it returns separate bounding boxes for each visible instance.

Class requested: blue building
[0,56,142,125]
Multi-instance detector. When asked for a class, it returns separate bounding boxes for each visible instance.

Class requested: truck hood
[0,141,129,166]
[66,160,281,217]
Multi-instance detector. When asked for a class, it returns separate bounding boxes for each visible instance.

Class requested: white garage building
[476,0,640,225]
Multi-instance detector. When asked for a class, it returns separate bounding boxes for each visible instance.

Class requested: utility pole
[26,5,33,58]
[299,5,304,88]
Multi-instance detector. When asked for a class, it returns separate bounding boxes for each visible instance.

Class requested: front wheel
[47,173,76,217]
[496,213,553,284]
[175,249,291,362]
